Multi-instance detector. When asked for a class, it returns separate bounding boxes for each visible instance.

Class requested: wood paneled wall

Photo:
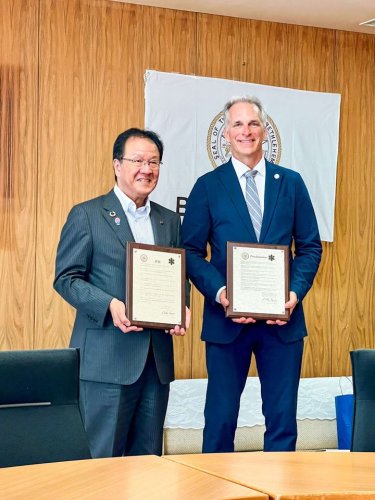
[1,0,374,378]
[0,0,38,350]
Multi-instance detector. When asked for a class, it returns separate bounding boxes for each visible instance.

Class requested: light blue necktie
[245,170,262,241]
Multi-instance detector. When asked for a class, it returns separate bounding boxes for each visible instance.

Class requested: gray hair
[223,96,267,128]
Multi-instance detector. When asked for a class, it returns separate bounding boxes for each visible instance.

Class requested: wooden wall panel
[284,25,337,377]
[35,0,196,377]
[0,0,38,350]
[285,25,336,92]
[36,0,148,349]
[196,15,290,86]
[2,0,375,380]
[332,31,375,375]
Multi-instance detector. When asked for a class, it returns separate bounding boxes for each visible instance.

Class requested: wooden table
[165,451,375,499]
[0,456,267,499]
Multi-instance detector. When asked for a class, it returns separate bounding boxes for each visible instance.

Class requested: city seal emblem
[207,111,282,168]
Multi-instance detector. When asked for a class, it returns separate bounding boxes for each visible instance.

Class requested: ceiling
[114,0,375,34]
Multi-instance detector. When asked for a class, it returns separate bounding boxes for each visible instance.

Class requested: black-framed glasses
[120,157,162,169]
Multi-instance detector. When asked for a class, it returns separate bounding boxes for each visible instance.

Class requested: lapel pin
[109,211,116,217]
[114,217,121,226]
[274,174,280,180]
[160,220,164,225]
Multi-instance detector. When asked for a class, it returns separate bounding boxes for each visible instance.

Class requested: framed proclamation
[226,242,290,321]
[126,242,186,329]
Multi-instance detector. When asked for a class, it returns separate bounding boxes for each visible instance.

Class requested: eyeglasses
[120,157,162,169]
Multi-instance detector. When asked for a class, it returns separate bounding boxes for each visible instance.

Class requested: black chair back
[350,349,375,452]
[0,348,91,467]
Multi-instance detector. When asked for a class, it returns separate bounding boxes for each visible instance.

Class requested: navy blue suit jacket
[182,159,322,344]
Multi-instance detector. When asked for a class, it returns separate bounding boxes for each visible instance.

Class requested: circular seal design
[207,111,282,168]
[241,252,249,260]
[140,254,148,263]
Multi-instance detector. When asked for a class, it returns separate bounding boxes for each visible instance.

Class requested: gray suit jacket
[54,190,183,385]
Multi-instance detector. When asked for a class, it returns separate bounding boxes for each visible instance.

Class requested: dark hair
[113,128,164,161]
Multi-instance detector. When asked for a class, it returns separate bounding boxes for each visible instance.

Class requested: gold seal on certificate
[226,242,290,321]
[126,242,186,329]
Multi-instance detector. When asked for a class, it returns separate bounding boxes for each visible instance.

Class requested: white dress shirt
[231,155,266,215]
[215,155,266,303]
[114,185,155,245]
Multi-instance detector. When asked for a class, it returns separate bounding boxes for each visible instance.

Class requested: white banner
[145,70,341,242]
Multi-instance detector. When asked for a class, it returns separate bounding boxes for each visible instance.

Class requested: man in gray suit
[54,128,189,458]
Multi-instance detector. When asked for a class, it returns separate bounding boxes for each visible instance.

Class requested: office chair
[0,348,91,467]
[350,349,375,452]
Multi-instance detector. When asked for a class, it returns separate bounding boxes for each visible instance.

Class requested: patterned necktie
[245,170,262,241]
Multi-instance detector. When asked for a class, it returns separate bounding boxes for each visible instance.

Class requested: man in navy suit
[181,97,322,452]
[54,128,189,458]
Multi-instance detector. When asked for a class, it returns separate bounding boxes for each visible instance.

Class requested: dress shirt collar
[231,155,266,180]
[114,184,151,218]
